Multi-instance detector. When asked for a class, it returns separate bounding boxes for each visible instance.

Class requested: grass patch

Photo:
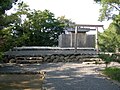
[103,67,120,82]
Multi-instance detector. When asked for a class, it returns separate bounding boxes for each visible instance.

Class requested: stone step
[16,57,43,60]
[16,60,42,64]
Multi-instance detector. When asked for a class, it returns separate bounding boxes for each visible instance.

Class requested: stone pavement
[0,63,120,90]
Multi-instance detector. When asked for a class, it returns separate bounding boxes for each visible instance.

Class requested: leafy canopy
[94,0,120,21]
[0,2,72,52]
[98,18,120,52]
[0,0,18,15]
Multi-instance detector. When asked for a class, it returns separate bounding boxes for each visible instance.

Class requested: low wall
[4,47,98,63]
[42,54,98,63]
[9,54,99,64]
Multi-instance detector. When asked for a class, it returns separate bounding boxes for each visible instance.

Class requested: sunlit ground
[0,62,120,90]
[0,74,44,90]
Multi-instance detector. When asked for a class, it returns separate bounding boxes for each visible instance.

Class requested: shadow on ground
[0,74,43,90]
[0,63,120,90]
[41,63,120,90]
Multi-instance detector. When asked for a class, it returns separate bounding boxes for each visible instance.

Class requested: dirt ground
[0,74,44,90]
[0,62,120,90]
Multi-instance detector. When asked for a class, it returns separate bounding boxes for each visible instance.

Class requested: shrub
[103,67,120,82]
[0,52,4,62]
[111,54,120,63]
[99,54,113,68]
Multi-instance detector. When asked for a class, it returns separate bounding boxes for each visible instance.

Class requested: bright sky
[23,0,111,29]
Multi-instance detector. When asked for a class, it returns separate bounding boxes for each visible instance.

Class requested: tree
[99,54,113,68]
[0,0,18,30]
[25,10,65,46]
[0,0,18,55]
[0,0,18,15]
[57,16,75,30]
[0,1,73,52]
[0,2,71,49]
[94,0,120,52]
[0,2,29,51]
[99,19,120,52]
[94,0,120,21]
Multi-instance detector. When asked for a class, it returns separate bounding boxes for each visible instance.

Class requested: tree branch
[109,4,120,12]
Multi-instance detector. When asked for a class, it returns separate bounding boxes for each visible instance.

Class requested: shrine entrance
[59,24,104,53]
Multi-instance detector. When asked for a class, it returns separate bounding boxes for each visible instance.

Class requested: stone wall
[13,54,98,64]
[42,54,98,63]
[4,47,98,63]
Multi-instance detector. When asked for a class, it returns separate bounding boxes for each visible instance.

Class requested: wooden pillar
[70,33,73,47]
[96,27,99,53]
[74,26,78,53]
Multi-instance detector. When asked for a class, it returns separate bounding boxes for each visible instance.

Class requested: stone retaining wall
[4,47,98,63]
[42,54,97,63]
[10,54,99,64]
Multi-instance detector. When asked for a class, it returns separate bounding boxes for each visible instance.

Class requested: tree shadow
[0,74,43,90]
[42,63,120,90]
[0,63,120,90]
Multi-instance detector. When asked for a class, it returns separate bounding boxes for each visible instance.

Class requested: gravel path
[0,63,120,90]
[41,63,120,90]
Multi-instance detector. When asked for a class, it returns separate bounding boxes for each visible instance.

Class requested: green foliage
[94,0,101,3]
[24,9,66,46]
[111,54,120,63]
[0,2,30,52]
[94,0,120,21]
[95,0,119,4]
[103,67,120,82]
[98,16,120,52]
[0,0,18,30]
[99,54,113,67]
[99,53,120,68]
[0,0,18,15]
[0,52,4,61]
[0,27,14,51]
[0,2,72,53]
[95,0,120,52]
[112,15,120,34]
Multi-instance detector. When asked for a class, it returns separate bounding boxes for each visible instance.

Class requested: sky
[22,0,111,29]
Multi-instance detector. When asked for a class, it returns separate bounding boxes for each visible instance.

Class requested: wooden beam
[74,26,78,53]
[76,24,104,27]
